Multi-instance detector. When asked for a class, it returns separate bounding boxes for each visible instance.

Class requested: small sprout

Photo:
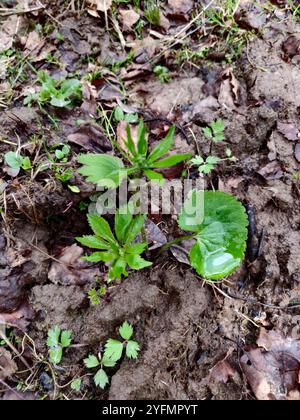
[24,71,82,109]
[47,326,72,365]
[71,378,81,392]
[153,65,171,83]
[4,151,32,171]
[88,287,107,305]
[113,106,138,123]
[84,321,140,389]
[190,155,220,175]
[144,0,161,26]
[203,119,225,142]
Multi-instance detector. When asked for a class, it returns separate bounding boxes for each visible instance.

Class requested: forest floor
[1,0,300,401]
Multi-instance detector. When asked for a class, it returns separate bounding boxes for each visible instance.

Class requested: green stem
[158,234,195,255]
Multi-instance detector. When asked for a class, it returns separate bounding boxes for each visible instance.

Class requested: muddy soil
[1,0,300,401]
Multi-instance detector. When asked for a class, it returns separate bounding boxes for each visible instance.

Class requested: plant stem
[158,234,195,255]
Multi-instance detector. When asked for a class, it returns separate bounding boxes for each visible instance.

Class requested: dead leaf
[81,81,98,115]
[119,8,140,31]
[48,244,101,286]
[207,350,237,384]
[24,30,44,53]
[277,121,300,141]
[241,328,300,400]
[167,0,194,20]
[236,1,268,30]
[67,121,112,152]
[218,68,245,110]
[88,0,112,12]
[0,300,34,330]
[257,161,283,180]
[2,390,36,400]
[295,142,300,163]
[116,120,138,154]
[145,219,167,250]
[0,348,17,381]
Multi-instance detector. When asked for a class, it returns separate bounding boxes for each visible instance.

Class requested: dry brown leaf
[241,328,300,400]
[116,120,138,154]
[88,0,112,12]
[119,8,140,31]
[67,121,112,152]
[48,244,101,286]
[81,81,98,115]
[282,35,300,59]
[208,350,237,384]
[167,0,194,18]
[0,348,17,381]
[277,121,300,141]
[24,30,44,52]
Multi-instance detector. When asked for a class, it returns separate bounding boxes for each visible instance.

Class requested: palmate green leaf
[150,153,192,168]
[147,125,176,164]
[211,119,225,134]
[84,355,100,369]
[47,326,61,347]
[101,356,117,368]
[104,339,124,362]
[94,368,109,389]
[78,154,125,188]
[126,340,140,359]
[125,254,152,270]
[49,347,63,365]
[61,330,72,348]
[119,321,133,341]
[179,191,248,280]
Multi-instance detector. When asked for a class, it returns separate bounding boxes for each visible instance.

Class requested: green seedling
[153,65,171,83]
[78,120,192,188]
[190,155,220,175]
[4,151,32,171]
[71,378,82,392]
[76,208,152,282]
[47,326,72,365]
[88,286,107,305]
[52,144,71,162]
[203,119,225,142]
[144,0,161,26]
[178,190,248,280]
[24,70,82,108]
[84,321,140,389]
[113,106,138,123]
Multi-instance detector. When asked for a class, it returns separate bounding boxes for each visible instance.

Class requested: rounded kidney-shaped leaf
[179,190,248,280]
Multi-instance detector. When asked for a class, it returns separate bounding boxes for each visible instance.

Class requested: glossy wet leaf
[179,191,248,280]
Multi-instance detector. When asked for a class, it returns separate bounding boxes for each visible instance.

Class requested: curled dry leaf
[241,328,300,400]
[48,244,101,286]
[218,68,245,111]
[81,81,98,115]
[207,349,237,384]
[88,0,112,12]
[277,121,300,141]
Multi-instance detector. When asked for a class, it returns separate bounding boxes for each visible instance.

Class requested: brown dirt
[1,0,300,401]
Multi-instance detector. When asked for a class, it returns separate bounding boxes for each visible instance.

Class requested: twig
[0,4,45,16]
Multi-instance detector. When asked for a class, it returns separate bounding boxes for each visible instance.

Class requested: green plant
[84,321,140,389]
[88,286,107,305]
[71,378,82,392]
[178,190,248,280]
[153,65,171,83]
[203,119,225,142]
[78,120,192,187]
[24,71,82,108]
[113,106,138,123]
[190,155,220,175]
[4,151,32,171]
[144,0,161,26]
[47,326,72,365]
[76,209,152,282]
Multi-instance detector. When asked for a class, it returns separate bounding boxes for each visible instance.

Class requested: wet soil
[1,0,300,400]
